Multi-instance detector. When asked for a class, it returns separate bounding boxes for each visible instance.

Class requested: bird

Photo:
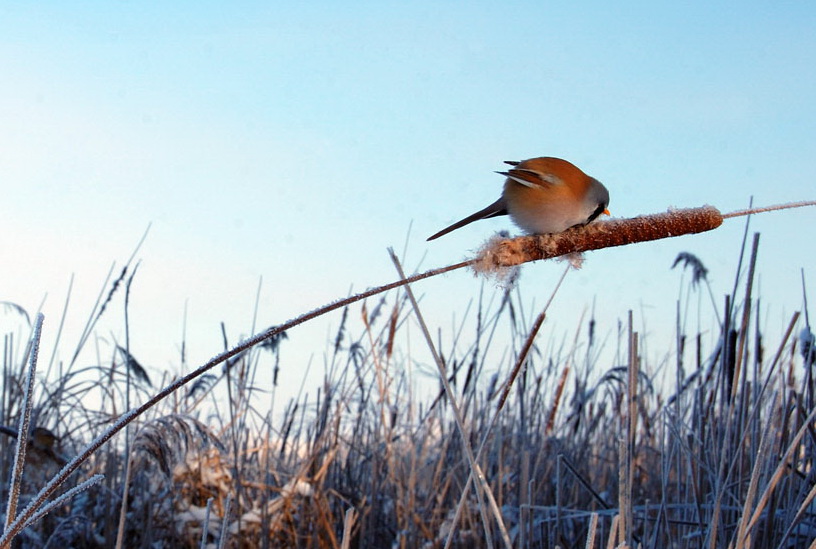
[427,157,610,241]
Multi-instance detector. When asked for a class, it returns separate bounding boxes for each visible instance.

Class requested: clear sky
[2,2,815,407]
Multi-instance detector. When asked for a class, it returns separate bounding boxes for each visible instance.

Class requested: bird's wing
[496,168,563,189]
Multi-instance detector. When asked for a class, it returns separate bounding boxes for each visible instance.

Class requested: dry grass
[1,207,816,548]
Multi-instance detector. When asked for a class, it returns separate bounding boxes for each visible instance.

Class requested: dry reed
[0,201,814,547]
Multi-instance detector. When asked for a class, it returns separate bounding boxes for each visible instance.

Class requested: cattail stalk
[475,206,723,272]
[474,201,815,272]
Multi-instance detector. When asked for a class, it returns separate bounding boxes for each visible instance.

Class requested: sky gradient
[2,2,815,406]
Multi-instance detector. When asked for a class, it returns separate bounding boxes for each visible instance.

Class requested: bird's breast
[503,181,594,234]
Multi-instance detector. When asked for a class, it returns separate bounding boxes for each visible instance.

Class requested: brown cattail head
[474,205,723,273]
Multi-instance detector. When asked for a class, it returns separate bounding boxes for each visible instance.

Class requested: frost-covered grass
[1,236,815,548]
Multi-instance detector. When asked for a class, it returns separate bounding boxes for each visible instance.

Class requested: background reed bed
[1,221,814,548]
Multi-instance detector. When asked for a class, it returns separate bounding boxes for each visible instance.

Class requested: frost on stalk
[800,328,816,365]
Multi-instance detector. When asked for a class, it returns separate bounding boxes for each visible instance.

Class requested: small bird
[427,157,610,241]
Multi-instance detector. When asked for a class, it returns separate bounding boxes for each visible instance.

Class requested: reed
[1,205,814,548]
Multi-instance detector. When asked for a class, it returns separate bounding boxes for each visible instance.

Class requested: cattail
[474,206,724,272]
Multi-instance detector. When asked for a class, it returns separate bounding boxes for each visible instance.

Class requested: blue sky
[2,3,815,405]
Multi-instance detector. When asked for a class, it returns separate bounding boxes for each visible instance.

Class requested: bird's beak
[603,208,611,216]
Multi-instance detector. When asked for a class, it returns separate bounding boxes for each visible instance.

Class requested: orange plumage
[427,157,610,241]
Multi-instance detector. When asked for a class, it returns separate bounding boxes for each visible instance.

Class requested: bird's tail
[427,197,507,241]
